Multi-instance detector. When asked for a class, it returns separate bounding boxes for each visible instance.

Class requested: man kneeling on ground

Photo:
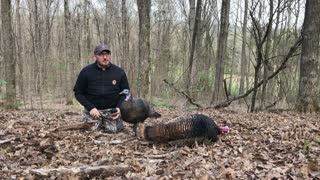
[73,44,130,133]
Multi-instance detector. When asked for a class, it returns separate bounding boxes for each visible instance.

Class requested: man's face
[95,51,111,68]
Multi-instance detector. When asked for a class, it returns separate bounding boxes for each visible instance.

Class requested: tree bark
[1,0,16,109]
[15,0,26,108]
[239,0,248,95]
[104,0,113,45]
[186,0,195,93]
[296,0,320,112]
[228,0,240,95]
[121,0,129,71]
[249,1,274,112]
[269,0,281,103]
[212,0,230,104]
[260,0,274,109]
[186,0,202,94]
[84,0,91,65]
[137,0,151,100]
[64,0,73,105]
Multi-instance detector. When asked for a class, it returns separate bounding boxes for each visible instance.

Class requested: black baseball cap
[94,44,111,55]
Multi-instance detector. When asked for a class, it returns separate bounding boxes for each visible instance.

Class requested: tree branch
[211,36,302,109]
[57,120,98,131]
[28,165,133,178]
[163,79,203,108]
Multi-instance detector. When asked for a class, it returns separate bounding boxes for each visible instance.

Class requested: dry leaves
[0,107,319,179]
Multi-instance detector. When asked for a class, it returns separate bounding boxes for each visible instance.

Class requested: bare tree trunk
[292,0,302,102]
[1,0,16,109]
[42,0,59,104]
[27,0,35,109]
[121,0,129,71]
[64,0,73,105]
[186,0,195,92]
[186,0,202,94]
[44,0,55,93]
[104,0,109,44]
[33,0,45,109]
[152,1,174,97]
[239,0,248,95]
[15,0,26,108]
[57,25,64,101]
[93,8,102,43]
[137,0,151,100]
[84,0,91,65]
[228,0,240,95]
[211,0,230,104]
[104,0,114,46]
[296,0,320,112]
[249,0,274,112]
[260,0,273,109]
[75,4,82,76]
[189,0,195,39]
[269,0,281,103]
[246,33,253,93]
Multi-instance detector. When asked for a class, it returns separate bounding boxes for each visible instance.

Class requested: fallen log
[144,150,180,159]
[57,120,98,131]
[91,137,135,145]
[0,137,16,145]
[29,165,134,178]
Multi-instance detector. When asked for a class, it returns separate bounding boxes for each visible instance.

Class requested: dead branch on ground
[28,165,134,178]
[0,137,16,145]
[163,79,203,108]
[57,120,98,131]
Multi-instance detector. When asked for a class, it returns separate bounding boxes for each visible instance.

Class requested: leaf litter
[0,107,319,179]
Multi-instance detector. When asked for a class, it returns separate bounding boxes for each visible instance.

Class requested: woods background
[0,0,319,112]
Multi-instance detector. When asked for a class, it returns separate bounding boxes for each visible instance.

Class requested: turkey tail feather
[137,114,219,142]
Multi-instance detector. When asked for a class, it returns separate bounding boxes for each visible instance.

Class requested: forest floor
[0,104,320,179]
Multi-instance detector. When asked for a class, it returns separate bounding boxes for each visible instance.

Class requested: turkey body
[137,114,220,143]
[119,98,161,127]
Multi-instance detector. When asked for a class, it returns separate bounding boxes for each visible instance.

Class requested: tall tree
[189,0,195,38]
[296,0,320,112]
[34,0,45,109]
[64,0,73,105]
[15,0,26,107]
[121,0,129,70]
[260,0,274,109]
[84,0,91,65]
[44,0,58,92]
[1,0,16,108]
[269,0,281,103]
[152,0,174,96]
[186,0,202,93]
[104,0,112,45]
[228,0,240,95]
[186,0,195,93]
[212,0,230,103]
[137,0,151,100]
[239,0,248,95]
[249,1,274,112]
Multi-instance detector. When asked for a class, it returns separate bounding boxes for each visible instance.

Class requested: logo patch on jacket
[112,80,117,85]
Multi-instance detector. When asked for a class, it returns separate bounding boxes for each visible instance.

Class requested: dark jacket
[73,61,130,111]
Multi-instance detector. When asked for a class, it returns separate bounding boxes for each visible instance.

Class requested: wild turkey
[119,90,161,133]
[136,114,229,143]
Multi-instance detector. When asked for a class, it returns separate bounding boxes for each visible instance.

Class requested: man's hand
[90,108,101,119]
[111,108,120,120]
